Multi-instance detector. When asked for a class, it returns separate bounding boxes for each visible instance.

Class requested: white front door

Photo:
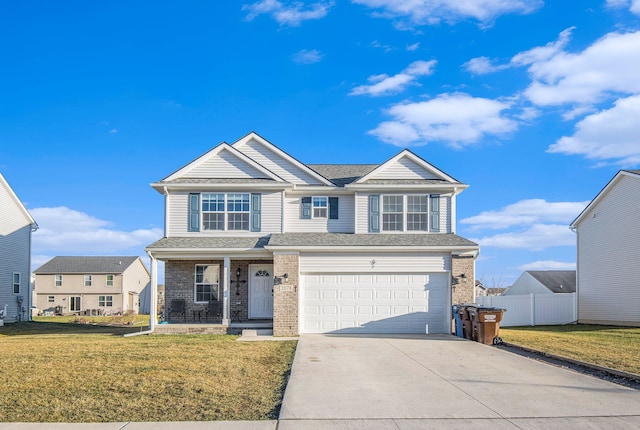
[249,264,274,319]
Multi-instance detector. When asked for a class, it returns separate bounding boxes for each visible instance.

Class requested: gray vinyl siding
[577,175,640,325]
[0,226,31,322]
[167,191,282,236]
[300,252,451,273]
[504,272,553,296]
[355,193,451,234]
[238,139,324,185]
[284,195,355,233]
[184,148,268,179]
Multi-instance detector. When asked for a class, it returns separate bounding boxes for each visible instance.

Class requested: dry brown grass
[499,324,640,375]
[0,321,296,422]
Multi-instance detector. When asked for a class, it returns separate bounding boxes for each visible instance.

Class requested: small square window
[48,296,55,303]
[99,295,113,307]
[313,197,328,218]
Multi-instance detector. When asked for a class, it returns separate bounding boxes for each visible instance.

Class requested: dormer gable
[232,132,334,186]
[161,142,284,183]
[354,149,461,184]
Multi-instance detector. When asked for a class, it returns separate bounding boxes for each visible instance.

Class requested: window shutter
[301,197,311,219]
[188,193,200,232]
[369,194,380,233]
[251,193,262,232]
[430,194,440,232]
[329,197,339,220]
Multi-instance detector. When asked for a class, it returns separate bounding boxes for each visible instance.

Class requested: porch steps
[241,328,274,337]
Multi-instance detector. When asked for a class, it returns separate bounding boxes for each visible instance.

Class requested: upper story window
[13,273,20,294]
[190,193,260,233]
[84,274,93,287]
[312,197,328,218]
[106,274,114,287]
[55,274,63,287]
[370,194,440,233]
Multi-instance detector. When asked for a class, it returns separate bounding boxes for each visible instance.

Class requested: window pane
[227,193,249,212]
[383,195,403,213]
[407,214,427,231]
[407,195,427,213]
[202,193,224,211]
[407,195,427,231]
[383,214,403,231]
[203,213,224,230]
[227,213,249,230]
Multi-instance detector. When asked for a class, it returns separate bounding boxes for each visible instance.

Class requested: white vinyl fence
[475,293,577,327]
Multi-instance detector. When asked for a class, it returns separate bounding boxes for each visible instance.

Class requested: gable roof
[527,270,576,294]
[307,164,378,187]
[570,170,640,228]
[0,173,38,229]
[232,132,334,186]
[34,256,144,274]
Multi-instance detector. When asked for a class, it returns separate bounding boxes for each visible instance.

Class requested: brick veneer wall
[273,253,299,336]
[451,255,475,305]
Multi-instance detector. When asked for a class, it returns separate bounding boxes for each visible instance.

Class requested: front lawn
[499,324,640,375]
[0,321,296,422]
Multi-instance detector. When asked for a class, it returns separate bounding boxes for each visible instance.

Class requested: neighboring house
[475,280,487,297]
[504,271,576,296]
[33,256,150,315]
[570,170,640,327]
[0,173,38,323]
[486,288,508,296]
[146,132,479,335]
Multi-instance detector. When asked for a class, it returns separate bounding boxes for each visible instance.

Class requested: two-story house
[34,256,150,315]
[0,173,38,323]
[146,132,479,336]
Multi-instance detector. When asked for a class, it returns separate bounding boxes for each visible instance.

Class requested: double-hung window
[55,274,63,287]
[195,265,220,303]
[106,274,114,287]
[382,195,404,231]
[312,197,328,218]
[98,295,113,307]
[406,195,428,231]
[12,273,20,294]
[84,274,92,287]
[201,193,250,231]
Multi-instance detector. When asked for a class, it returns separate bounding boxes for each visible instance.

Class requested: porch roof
[268,233,478,248]
[146,236,270,250]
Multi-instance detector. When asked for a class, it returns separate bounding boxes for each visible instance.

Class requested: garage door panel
[301,272,448,334]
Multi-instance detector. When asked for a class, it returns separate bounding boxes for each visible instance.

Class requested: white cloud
[547,95,640,166]
[30,207,163,254]
[461,199,590,230]
[352,0,542,27]
[242,0,333,26]
[350,60,436,96]
[470,224,576,251]
[606,0,640,15]
[406,42,420,51]
[368,92,517,147]
[109,129,118,134]
[292,49,323,64]
[463,56,507,75]
[515,29,640,107]
[517,260,576,271]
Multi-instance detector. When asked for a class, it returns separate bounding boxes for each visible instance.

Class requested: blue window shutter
[188,193,200,232]
[329,197,339,220]
[301,197,311,219]
[251,193,261,232]
[430,194,440,232]
[369,195,380,233]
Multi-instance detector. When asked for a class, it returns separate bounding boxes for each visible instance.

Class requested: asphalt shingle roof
[146,236,271,250]
[34,256,140,274]
[527,270,576,293]
[268,233,478,247]
[307,164,378,187]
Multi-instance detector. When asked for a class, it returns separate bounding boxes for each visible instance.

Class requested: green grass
[499,324,640,375]
[0,321,297,423]
[33,314,150,327]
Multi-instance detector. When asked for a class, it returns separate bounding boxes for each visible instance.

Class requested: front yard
[499,324,640,375]
[0,321,296,423]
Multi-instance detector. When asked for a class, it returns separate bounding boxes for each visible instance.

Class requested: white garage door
[300,272,449,334]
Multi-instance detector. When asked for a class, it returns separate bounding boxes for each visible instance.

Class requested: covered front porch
[153,319,273,335]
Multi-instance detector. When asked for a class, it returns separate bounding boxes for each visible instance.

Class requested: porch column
[223,257,230,325]
[147,252,158,331]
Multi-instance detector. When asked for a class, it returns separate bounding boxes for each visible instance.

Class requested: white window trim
[406,194,428,232]
[99,295,113,307]
[84,274,93,287]
[202,193,251,232]
[12,272,20,294]
[194,264,221,304]
[380,194,432,233]
[312,196,328,219]
[106,274,114,287]
[48,296,55,303]
[55,274,63,287]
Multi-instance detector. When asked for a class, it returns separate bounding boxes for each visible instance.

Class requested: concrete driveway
[279,334,640,429]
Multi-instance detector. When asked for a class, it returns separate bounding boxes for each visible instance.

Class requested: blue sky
[2,0,640,287]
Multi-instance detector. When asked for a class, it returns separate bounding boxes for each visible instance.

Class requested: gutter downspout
[124,251,157,337]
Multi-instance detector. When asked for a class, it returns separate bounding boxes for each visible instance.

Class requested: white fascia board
[0,173,38,229]
[345,184,468,192]
[162,142,285,183]
[569,170,640,228]
[265,245,479,253]
[151,182,293,192]
[354,149,462,184]
[143,248,272,260]
[232,132,335,186]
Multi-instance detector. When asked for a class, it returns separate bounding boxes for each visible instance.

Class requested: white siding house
[570,170,640,326]
[146,132,479,336]
[0,173,38,323]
